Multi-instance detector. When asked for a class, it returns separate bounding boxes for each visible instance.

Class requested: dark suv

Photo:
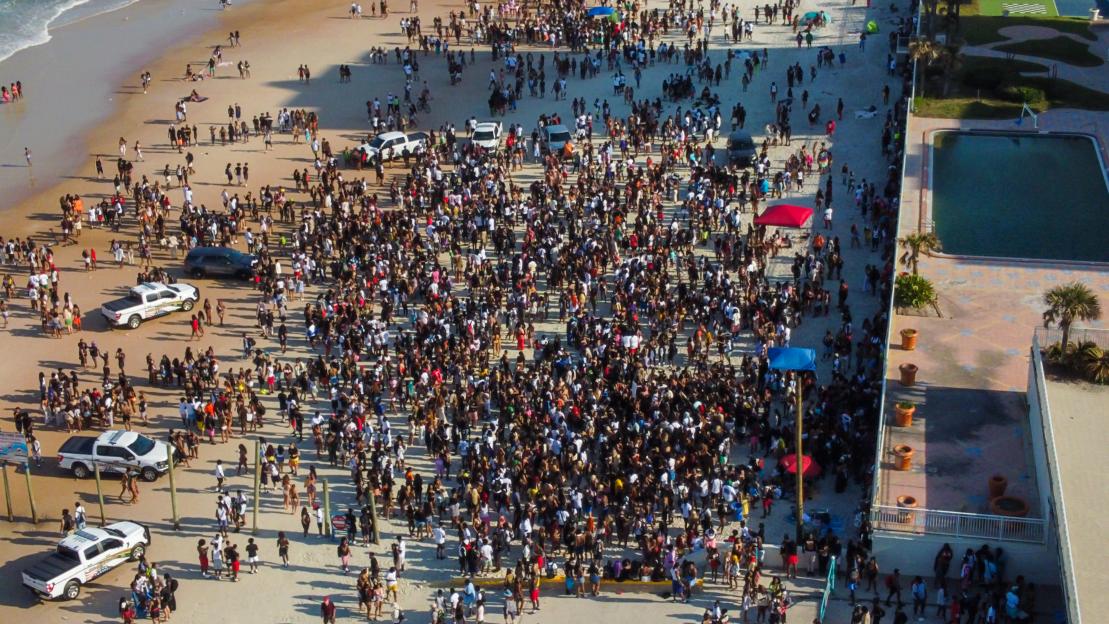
[184,247,257,279]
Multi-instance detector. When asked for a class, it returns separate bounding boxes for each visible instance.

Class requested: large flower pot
[988,474,1008,499]
[896,495,918,524]
[990,495,1029,518]
[900,328,918,351]
[894,403,916,427]
[893,444,914,471]
[899,363,918,386]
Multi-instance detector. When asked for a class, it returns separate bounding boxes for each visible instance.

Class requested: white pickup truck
[57,430,171,482]
[358,130,429,161]
[22,521,150,600]
[100,281,199,329]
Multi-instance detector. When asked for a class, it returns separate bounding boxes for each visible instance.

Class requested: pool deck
[878,112,1109,515]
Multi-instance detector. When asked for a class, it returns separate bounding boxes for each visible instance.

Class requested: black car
[184,247,257,279]
[726,130,756,165]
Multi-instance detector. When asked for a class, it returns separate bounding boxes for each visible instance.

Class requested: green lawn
[957,0,1095,46]
[973,0,1058,17]
[914,56,1109,119]
[994,36,1104,67]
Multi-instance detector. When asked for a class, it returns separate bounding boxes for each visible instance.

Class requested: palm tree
[898,232,942,275]
[909,40,963,98]
[1043,282,1102,349]
[909,39,942,98]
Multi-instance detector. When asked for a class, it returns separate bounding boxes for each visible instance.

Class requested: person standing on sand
[321,596,337,624]
[24,147,31,167]
[198,539,210,577]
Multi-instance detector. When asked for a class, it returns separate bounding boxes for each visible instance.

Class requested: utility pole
[795,375,805,543]
[23,461,37,524]
[93,462,107,527]
[367,487,380,544]
[1,462,13,521]
[167,449,180,530]
[252,439,261,534]
[322,480,332,540]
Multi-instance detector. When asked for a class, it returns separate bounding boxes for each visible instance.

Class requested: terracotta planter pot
[896,495,918,524]
[899,363,918,386]
[893,444,914,471]
[894,403,916,427]
[990,495,1029,518]
[988,474,1008,499]
[900,328,918,351]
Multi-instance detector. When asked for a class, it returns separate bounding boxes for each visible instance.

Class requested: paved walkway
[880,107,1109,514]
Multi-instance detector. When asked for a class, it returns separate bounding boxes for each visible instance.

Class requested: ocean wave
[0,0,142,65]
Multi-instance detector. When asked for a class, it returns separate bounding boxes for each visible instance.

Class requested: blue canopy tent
[767,347,817,371]
[587,6,617,17]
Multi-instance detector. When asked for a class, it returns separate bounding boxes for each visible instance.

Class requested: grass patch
[995,36,1103,66]
[914,55,1109,119]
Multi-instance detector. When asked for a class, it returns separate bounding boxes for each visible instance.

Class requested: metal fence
[1034,326,1109,350]
[870,505,1047,543]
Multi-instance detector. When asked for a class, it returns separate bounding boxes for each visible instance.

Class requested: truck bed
[101,298,137,313]
[23,553,77,582]
[57,437,95,455]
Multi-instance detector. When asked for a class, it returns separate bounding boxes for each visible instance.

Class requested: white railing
[871,505,1047,543]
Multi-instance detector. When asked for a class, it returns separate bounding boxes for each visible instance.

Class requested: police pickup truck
[57,430,171,482]
[100,281,199,329]
[358,130,429,161]
[22,521,150,600]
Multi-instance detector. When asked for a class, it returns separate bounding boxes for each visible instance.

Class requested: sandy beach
[0,0,917,622]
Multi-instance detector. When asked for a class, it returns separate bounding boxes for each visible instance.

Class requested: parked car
[57,430,170,482]
[184,246,257,279]
[726,130,756,165]
[470,122,503,150]
[22,521,151,600]
[358,131,429,161]
[541,124,573,155]
[100,282,199,329]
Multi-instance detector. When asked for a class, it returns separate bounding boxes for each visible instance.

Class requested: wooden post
[23,461,37,524]
[1,462,13,521]
[795,379,805,544]
[93,462,107,527]
[252,439,261,535]
[166,450,180,530]
[367,487,380,544]
[322,480,332,539]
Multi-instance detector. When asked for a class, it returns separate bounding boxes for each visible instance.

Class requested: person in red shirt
[320,596,337,624]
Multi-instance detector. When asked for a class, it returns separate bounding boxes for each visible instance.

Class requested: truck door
[95,445,134,473]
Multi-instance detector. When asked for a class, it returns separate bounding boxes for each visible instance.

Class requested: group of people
[1,80,24,103]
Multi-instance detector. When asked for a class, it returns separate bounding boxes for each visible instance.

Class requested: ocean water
[0,0,141,64]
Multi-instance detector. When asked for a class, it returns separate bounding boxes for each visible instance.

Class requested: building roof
[1043,376,1109,624]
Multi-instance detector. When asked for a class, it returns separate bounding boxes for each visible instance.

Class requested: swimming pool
[930,131,1109,263]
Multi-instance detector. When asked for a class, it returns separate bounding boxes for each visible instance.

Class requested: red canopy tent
[779,453,822,478]
[754,204,813,228]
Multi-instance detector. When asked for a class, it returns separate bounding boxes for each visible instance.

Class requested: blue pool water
[931,131,1109,262]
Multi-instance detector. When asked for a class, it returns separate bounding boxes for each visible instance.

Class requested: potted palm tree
[1043,282,1101,352]
[893,401,916,427]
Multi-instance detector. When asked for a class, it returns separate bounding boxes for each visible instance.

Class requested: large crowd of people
[9,0,1046,622]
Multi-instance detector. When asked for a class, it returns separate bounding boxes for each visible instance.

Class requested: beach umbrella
[779,453,822,478]
[753,204,813,228]
[587,6,617,17]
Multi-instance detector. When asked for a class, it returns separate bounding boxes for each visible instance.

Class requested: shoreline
[0,0,268,214]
